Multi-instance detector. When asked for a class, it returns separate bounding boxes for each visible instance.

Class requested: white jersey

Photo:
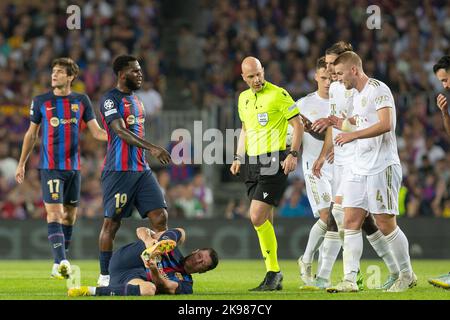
[351,78,401,175]
[296,91,332,174]
[296,91,333,217]
[329,81,357,165]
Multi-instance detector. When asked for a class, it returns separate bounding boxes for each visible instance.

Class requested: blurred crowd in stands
[0,0,449,219]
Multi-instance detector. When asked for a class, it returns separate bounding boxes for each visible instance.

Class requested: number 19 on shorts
[115,193,127,208]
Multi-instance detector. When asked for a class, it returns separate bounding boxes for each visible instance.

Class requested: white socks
[317,243,323,273]
[385,226,412,277]
[332,204,344,229]
[367,230,399,276]
[317,231,341,280]
[332,204,345,240]
[343,229,363,283]
[303,219,327,263]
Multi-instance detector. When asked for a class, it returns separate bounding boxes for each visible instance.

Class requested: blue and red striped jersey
[30,91,95,170]
[146,230,193,294]
[99,88,150,172]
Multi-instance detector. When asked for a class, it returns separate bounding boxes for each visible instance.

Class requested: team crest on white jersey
[322,192,331,203]
[361,97,368,107]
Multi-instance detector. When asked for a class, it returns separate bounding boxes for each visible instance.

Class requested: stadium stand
[0,0,449,219]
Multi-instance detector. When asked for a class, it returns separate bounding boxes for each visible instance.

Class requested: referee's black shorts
[243,151,289,207]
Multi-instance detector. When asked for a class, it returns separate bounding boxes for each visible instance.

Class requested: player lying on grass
[68,227,219,296]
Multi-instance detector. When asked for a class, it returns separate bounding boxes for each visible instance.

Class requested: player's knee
[344,216,364,230]
[62,210,77,225]
[138,282,156,296]
[62,216,76,225]
[148,209,168,232]
[374,219,396,236]
[319,210,329,223]
[249,212,266,227]
[63,206,78,225]
[46,210,64,223]
[101,219,121,235]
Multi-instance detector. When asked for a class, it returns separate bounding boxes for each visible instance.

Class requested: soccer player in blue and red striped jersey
[97,55,171,287]
[15,58,107,279]
[68,227,219,296]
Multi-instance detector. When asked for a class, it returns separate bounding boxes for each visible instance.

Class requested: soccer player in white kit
[327,51,416,293]
[311,42,399,291]
[295,57,333,286]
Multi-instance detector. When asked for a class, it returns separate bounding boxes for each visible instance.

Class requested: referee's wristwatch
[289,150,299,157]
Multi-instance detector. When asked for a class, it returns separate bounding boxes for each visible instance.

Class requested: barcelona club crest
[71,104,79,112]
[175,272,184,281]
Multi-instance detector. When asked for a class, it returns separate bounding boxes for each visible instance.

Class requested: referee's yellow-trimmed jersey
[238,81,299,156]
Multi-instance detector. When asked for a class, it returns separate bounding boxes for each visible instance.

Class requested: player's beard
[125,77,141,91]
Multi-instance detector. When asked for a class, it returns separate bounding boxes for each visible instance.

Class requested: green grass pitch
[0,260,448,300]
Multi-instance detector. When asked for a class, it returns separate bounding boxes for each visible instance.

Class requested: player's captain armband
[341,118,356,132]
[105,109,117,117]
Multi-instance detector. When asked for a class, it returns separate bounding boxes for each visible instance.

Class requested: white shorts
[342,165,402,215]
[332,164,351,198]
[304,169,333,218]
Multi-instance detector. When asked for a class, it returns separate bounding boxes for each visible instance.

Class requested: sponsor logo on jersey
[50,117,60,127]
[50,117,78,127]
[126,115,145,125]
[126,115,135,125]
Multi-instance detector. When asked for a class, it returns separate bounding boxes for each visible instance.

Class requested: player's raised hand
[328,115,344,130]
[15,164,25,184]
[312,156,325,178]
[437,94,448,113]
[335,132,356,146]
[311,117,330,133]
[230,160,241,176]
[149,146,171,165]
